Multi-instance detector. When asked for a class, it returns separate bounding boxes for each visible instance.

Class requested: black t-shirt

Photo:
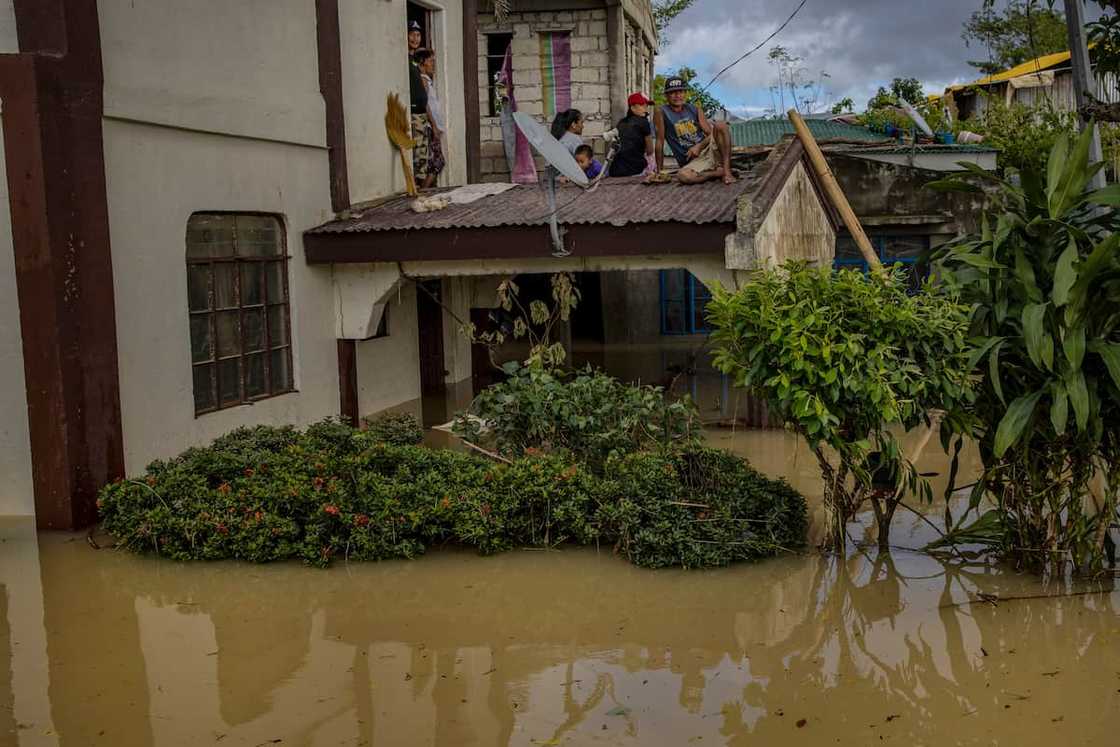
[609,113,653,177]
[409,62,428,114]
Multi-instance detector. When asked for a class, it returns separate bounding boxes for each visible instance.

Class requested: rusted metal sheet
[308,175,761,235]
[304,221,735,263]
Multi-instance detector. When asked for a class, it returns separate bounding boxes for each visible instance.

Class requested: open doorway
[406,2,432,49]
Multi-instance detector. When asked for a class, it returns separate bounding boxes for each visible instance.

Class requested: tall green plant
[930,127,1120,571]
[707,264,974,551]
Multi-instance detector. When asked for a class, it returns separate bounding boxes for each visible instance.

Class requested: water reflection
[3,499,1120,746]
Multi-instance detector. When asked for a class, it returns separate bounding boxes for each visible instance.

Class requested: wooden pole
[1064,0,1107,189]
[787,109,881,269]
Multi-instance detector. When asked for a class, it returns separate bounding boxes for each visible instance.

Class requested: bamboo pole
[787,109,881,269]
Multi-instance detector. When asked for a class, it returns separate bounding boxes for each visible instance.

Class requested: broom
[385,92,418,196]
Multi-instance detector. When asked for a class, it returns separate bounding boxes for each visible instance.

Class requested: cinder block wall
[477,8,614,182]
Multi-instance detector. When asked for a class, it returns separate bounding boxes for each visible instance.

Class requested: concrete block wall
[477,9,613,182]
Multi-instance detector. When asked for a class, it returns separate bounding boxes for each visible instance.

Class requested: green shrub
[363,412,424,446]
[453,364,703,473]
[707,262,974,550]
[98,420,806,570]
[603,448,807,569]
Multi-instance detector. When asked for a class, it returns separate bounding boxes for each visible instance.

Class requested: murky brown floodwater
[3,426,1120,747]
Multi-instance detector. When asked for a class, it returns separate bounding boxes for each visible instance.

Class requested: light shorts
[680,140,720,176]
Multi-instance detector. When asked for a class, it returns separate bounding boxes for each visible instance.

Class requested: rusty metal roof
[307,171,765,236]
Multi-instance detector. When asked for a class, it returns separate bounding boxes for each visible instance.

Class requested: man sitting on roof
[654,76,735,185]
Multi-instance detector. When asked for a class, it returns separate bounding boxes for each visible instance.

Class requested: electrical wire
[696,0,810,95]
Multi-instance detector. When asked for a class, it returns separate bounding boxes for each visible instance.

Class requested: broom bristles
[385,93,415,148]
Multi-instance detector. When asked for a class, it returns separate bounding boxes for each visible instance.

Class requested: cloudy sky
[657,0,1103,117]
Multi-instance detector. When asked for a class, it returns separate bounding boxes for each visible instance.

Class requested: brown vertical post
[463,0,481,183]
[337,340,359,427]
[605,0,626,125]
[2,0,125,529]
[315,0,351,211]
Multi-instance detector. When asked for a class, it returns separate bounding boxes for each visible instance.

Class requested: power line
[697,0,810,95]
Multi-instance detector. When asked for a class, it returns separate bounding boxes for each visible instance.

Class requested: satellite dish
[512,111,591,257]
[513,111,588,186]
[898,99,934,138]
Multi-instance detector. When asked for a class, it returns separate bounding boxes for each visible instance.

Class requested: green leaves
[1052,237,1078,307]
[994,391,1042,457]
[1050,381,1069,435]
[1089,342,1120,392]
[1021,303,1051,370]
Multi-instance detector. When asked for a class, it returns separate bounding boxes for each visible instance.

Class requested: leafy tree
[652,0,697,37]
[930,128,1120,572]
[652,66,726,118]
[707,264,975,551]
[866,77,926,110]
[831,97,855,114]
[966,100,1078,172]
[961,0,1068,75]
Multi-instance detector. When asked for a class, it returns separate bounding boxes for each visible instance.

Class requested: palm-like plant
[931,126,1120,571]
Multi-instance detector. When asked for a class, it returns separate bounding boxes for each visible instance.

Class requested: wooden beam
[788,109,880,269]
[463,0,482,183]
[2,0,125,529]
[315,0,351,211]
[337,340,359,427]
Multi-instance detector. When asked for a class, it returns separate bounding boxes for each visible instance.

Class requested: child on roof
[574,144,603,180]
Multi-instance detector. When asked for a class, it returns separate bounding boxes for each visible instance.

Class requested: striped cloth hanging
[539,32,572,118]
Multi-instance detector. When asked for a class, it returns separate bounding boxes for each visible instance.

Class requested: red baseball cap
[627,92,653,106]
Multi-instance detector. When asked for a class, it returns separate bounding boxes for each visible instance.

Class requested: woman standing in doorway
[414,48,445,185]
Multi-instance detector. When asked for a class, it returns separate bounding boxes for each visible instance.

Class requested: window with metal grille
[834,234,930,293]
[660,269,712,335]
[486,33,513,117]
[186,213,294,415]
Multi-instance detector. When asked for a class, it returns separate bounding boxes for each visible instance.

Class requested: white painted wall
[103,119,340,474]
[0,115,34,516]
[0,0,17,53]
[99,0,325,147]
[852,151,998,172]
[356,282,421,417]
[340,0,467,201]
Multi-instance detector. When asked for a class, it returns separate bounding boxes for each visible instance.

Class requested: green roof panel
[729,119,887,147]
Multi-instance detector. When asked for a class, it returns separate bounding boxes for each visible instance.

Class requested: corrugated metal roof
[843,143,998,154]
[307,173,764,235]
[947,49,1073,92]
[730,119,886,147]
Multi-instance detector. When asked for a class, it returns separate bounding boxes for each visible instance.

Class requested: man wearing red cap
[608,92,656,177]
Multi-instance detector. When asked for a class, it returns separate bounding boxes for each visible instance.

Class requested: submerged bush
[363,412,425,446]
[98,420,805,569]
[453,364,703,473]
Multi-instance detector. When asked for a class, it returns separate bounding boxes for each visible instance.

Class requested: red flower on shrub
[95,498,103,510]
[216,523,228,535]
[440,496,452,510]
[243,467,255,477]
[323,504,340,516]
[146,476,157,487]
[524,447,541,456]
[313,476,325,490]
[480,503,492,517]
[354,514,370,527]
[254,511,264,522]
[217,483,231,494]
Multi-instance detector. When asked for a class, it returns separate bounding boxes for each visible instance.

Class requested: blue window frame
[660,269,711,335]
[834,234,930,293]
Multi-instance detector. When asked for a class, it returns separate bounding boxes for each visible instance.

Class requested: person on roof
[574,144,603,179]
[414,48,445,186]
[608,92,655,177]
[654,77,735,185]
[550,109,585,155]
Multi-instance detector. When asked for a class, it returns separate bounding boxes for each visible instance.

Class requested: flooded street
[3,429,1120,746]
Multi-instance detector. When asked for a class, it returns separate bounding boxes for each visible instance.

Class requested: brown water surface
[2,429,1119,746]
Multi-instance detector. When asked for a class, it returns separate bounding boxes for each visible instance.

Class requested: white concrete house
[0,0,866,529]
